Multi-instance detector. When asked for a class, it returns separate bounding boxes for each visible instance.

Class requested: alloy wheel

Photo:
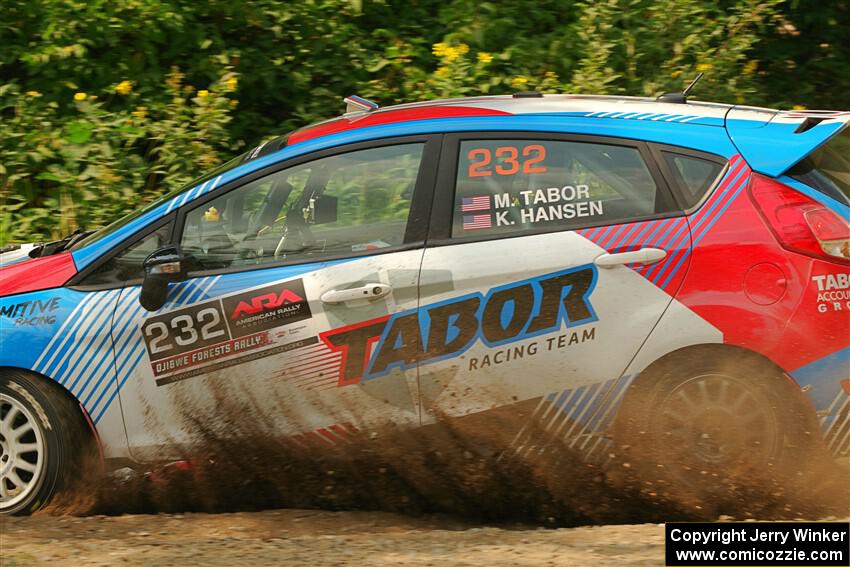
[0,393,47,511]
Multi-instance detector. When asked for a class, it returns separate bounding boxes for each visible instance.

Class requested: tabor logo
[320,265,598,386]
[230,289,305,320]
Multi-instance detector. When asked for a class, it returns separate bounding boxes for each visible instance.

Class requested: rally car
[1,91,848,515]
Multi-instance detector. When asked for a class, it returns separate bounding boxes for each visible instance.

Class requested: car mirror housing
[140,246,187,311]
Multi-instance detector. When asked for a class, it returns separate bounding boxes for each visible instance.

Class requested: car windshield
[70,135,289,251]
[789,125,850,206]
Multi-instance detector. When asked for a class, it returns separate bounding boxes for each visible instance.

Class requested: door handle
[321,283,392,304]
[594,247,667,268]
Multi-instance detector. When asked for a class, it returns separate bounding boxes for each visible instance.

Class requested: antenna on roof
[344,95,379,114]
[656,72,704,104]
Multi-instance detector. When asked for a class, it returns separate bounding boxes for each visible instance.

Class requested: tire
[614,353,814,513]
[0,370,93,515]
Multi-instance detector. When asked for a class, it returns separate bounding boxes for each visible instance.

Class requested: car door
[63,217,176,458]
[415,133,692,457]
[113,136,440,460]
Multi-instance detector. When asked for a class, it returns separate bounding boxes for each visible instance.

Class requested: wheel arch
[0,365,104,463]
[616,343,819,436]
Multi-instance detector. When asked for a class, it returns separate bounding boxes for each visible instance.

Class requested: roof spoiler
[726,108,850,177]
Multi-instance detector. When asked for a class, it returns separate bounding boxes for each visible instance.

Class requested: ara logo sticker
[222,279,312,337]
[320,265,597,386]
[141,277,316,386]
[229,289,306,320]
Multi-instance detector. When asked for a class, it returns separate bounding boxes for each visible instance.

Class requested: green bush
[0,69,239,243]
[1,0,848,245]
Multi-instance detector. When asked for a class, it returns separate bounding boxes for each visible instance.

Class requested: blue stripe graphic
[657,165,751,290]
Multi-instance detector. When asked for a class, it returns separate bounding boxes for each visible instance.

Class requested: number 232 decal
[143,304,229,360]
[467,145,547,177]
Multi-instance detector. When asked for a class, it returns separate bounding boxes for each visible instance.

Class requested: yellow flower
[166,66,185,91]
[443,46,460,62]
[132,106,148,119]
[73,92,87,102]
[115,80,133,95]
[477,52,493,64]
[510,76,529,89]
[225,77,238,92]
[197,90,210,98]
[743,60,758,76]
[25,90,41,97]
[671,70,683,78]
[457,43,469,55]
[792,104,807,110]
[696,62,713,73]
[60,46,74,55]
[432,42,448,57]
[435,66,450,78]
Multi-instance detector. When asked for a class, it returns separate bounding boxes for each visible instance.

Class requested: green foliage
[0,70,239,243]
[1,0,848,245]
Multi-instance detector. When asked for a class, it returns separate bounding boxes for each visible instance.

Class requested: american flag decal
[463,214,492,230]
[461,195,491,212]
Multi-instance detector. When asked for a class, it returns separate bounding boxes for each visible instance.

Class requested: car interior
[181,151,416,270]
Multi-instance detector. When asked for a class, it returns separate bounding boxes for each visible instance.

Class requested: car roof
[285,94,848,179]
[286,94,772,146]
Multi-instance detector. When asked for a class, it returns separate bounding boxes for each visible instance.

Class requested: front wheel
[1,371,92,515]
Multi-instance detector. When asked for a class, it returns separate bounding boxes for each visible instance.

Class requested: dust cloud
[45,379,849,526]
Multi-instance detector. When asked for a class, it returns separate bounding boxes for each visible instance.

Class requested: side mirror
[140,246,187,311]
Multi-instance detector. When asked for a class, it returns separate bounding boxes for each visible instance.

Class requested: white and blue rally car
[1,93,848,514]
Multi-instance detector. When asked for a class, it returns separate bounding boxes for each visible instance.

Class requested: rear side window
[451,139,673,238]
[789,127,850,206]
[662,152,724,208]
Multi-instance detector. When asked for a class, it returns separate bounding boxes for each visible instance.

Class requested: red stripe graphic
[288,106,511,146]
[288,422,360,447]
[577,155,747,293]
[642,217,688,281]
[648,159,750,286]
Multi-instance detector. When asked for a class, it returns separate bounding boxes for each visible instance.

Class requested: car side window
[180,143,425,271]
[662,152,724,208]
[81,223,172,285]
[451,139,673,238]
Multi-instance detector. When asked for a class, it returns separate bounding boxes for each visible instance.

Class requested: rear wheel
[0,371,93,515]
[652,372,782,469]
[616,354,813,513]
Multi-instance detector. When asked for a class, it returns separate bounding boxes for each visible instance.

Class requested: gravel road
[1,509,671,566]
[2,411,847,566]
